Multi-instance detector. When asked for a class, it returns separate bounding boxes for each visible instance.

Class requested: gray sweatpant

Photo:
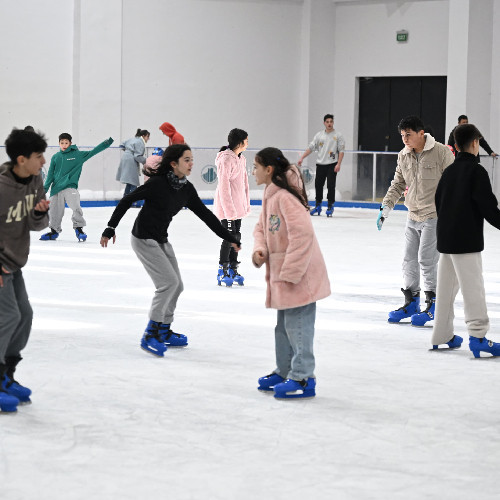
[131,235,184,325]
[0,270,33,364]
[48,188,86,233]
[432,252,489,345]
[403,217,439,294]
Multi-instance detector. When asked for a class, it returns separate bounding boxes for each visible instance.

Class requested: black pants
[315,163,338,206]
[219,219,241,266]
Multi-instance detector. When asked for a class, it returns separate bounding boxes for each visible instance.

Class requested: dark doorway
[356,76,447,199]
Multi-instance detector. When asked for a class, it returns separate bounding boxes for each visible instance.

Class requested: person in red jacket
[159,122,185,145]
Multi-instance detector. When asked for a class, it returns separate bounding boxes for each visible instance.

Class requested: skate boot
[0,364,19,413]
[140,320,167,357]
[157,322,188,347]
[411,291,435,327]
[388,288,420,323]
[258,373,285,392]
[75,227,87,242]
[326,205,334,217]
[217,264,233,287]
[469,336,500,358]
[274,378,316,399]
[228,262,244,286]
[40,228,59,241]
[432,334,463,350]
[310,204,322,216]
[2,356,31,403]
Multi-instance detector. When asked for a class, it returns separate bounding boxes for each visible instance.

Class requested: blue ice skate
[156,322,188,347]
[388,288,420,323]
[469,336,500,358]
[141,320,167,357]
[326,205,334,217]
[310,204,322,216]
[40,229,59,241]
[411,291,435,327]
[228,266,244,286]
[75,227,87,242]
[217,265,233,287]
[0,391,19,413]
[432,335,463,350]
[2,375,31,404]
[258,373,285,392]
[274,378,316,399]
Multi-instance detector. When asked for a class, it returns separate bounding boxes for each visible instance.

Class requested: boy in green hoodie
[41,132,113,241]
[0,128,49,412]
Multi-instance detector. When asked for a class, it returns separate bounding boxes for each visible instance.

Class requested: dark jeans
[124,183,137,196]
[315,163,338,206]
[219,219,241,266]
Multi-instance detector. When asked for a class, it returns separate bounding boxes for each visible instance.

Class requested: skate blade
[165,343,188,348]
[274,393,316,400]
[140,346,165,357]
[257,387,275,392]
[412,324,433,329]
[429,346,461,351]
[388,320,412,325]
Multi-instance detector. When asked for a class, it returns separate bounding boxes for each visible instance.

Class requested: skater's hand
[334,164,341,173]
[297,158,303,167]
[34,199,50,212]
[252,250,266,267]
[100,235,116,247]
[231,242,241,252]
[376,205,391,231]
[0,266,10,288]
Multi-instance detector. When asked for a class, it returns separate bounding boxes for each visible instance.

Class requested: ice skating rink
[2,205,500,500]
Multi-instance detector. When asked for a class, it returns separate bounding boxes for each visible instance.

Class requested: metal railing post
[372,152,377,202]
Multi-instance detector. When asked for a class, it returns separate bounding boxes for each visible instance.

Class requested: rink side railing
[0,146,498,208]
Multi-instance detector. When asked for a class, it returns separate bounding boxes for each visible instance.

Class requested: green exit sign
[397,31,408,42]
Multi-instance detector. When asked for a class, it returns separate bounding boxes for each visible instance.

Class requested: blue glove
[376,205,391,231]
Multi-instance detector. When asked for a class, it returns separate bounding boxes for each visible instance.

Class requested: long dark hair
[219,128,248,155]
[255,147,309,210]
[150,144,192,176]
[135,128,150,138]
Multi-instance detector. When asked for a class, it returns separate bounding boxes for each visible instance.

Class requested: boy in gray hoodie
[0,128,49,412]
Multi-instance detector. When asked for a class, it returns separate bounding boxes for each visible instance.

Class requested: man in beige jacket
[376,115,454,326]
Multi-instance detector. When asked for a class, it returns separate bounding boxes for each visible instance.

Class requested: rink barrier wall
[1,146,497,203]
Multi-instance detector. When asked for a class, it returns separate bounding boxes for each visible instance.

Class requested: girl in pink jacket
[213,128,250,286]
[252,147,331,399]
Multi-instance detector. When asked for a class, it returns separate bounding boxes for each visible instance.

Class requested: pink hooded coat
[213,149,251,220]
[253,165,331,310]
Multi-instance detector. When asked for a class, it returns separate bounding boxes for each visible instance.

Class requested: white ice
[2,206,500,500]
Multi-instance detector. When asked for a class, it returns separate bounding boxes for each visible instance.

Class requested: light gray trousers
[48,188,86,232]
[131,236,184,325]
[274,302,316,381]
[432,252,489,345]
[0,270,33,364]
[403,217,439,294]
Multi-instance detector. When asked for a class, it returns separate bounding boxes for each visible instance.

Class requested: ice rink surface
[2,205,500,500]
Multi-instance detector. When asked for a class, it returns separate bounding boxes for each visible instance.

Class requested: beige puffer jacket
[382,134,455,222]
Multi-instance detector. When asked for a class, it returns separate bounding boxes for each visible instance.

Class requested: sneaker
[274,378,316,399]
[2,374,31,403]
[75,227,87,242]
[388,288,420,323]
[257,373,285,392]
[432,335,463,350]
[469,336,500,358]
[40,228,59,241]
[411,291,435,327]
[310,204,321,216]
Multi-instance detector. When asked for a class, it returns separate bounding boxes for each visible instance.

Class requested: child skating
[252,147,331,399]
[432,124,500,357]
[100,144,241,357]
[0,128,50,412]
[41,132,113,241]
[213,128,250,286]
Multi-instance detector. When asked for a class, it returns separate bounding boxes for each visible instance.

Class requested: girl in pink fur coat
[213,128,250,286]
[252,147,331,399]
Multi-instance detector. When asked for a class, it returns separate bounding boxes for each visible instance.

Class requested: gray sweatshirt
[0,162,48,272]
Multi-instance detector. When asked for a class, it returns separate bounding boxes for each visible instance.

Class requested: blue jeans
[274,302,316,381]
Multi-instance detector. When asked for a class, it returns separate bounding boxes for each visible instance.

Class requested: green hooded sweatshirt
[44,137,113,196]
